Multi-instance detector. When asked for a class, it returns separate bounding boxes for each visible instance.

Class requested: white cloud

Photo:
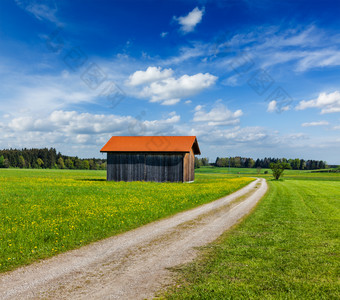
[267,100,277,113]
[161,99,180,106]
[6,110,181,135]
[128,66,174,86]
[185,100,192,104]
[302,121,329,127]
[15,0,60,24]
[296,49,340,72]
[266,100,290,113]
[144,72,217,104]
[188,124,268,146]
[76,134,91,144]
[296,91,340,114]
[0,67,106,117]
[193,103,243,126]
[208,25,340,73]
[162,44,208,65]
[129,67,217,105]
[2,110,182,157]
[174,7,205,33]
[222,74,240,87]
[160,32,168,38]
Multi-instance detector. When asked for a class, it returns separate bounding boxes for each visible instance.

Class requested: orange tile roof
[100,136,201,154]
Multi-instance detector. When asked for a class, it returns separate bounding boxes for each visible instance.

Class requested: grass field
[197,166,340,181]
[0,169,253,272]
[163,170,340,299]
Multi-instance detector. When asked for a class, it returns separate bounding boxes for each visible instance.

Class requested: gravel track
[0,178,267,300]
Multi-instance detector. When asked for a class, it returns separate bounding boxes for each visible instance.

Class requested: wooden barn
[100,136,201,182]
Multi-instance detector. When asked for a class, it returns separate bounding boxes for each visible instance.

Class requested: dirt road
[0,178,267,299]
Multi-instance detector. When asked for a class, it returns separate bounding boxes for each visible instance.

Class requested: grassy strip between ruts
[161,177,340,299]
[0,169,253,273]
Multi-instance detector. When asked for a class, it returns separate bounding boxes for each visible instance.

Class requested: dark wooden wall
[107,152,184,182]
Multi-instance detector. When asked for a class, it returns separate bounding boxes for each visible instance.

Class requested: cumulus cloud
[296,91,340,114]
[301,121,329,127]
[128,67,217,105]
[128,67,174,86]
[174,7,205,33]
[267,100,290,113]
[143,73,217,104]
[6,110,181,137]
[2,110,181,156]
[193,103,243,126]
[267,100,277,112]
[188,124,268,146]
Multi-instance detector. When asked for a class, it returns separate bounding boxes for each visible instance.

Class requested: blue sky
[1,0,340,163]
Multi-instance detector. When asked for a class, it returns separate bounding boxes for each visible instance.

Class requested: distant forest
[0,148,106,170]
[196,156,329,170]
[0,148,331,171]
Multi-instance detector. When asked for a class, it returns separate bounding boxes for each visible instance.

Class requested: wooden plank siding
[107,153,145,181]
[107,152,184,182]
[183,149,195,182]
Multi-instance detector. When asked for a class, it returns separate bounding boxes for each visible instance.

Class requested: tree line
[0,148,106,170]
[195,156,327,170]
[0,149,329,171]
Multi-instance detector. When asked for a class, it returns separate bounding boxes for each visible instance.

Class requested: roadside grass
[162,176,340,299]
[0,169,253,272]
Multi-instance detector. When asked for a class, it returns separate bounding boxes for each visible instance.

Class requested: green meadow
[1,166,339,299]
[163,168,340,299]
[0,169,252,272]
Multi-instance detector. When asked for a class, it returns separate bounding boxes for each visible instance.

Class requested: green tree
[291,158,300,170]
[300,159,306,170]
[234,156,241,168]
[201,157,209,166]
[245,158,255,168]
[99,162,107,170]
[57,157,65,169]
[194,157,202,169]
[83,160,90,170]
[65,158,74,169]
[269,162,290,180]
[36,158,44,168]
[216,157,227,167]
[89,159,97,170]
[0,155,4,168]
[73,158,82,169]
[18,155,26,168]
[3,158,10,168]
